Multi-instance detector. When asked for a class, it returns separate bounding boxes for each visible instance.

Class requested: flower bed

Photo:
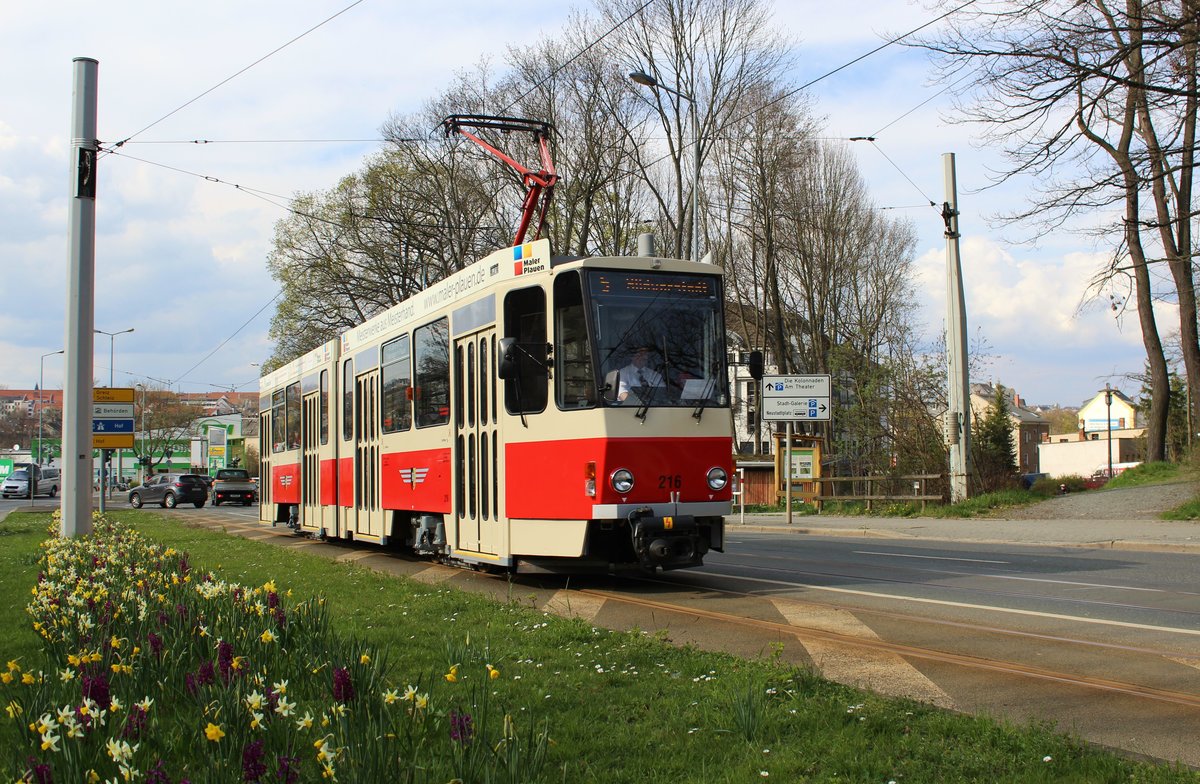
[6,514,548,783]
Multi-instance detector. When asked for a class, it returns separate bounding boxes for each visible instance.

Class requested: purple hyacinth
[332,667,355,704]
[449,710,474,745]
[242,739,268,782]
[81,671,111,711]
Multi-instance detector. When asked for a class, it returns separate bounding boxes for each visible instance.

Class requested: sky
[0,0,1167,410]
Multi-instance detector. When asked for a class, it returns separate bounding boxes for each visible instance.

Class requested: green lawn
[2,509,1197,783]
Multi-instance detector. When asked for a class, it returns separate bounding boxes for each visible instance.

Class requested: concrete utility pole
[943,153,971,503]
[62,57,98,537]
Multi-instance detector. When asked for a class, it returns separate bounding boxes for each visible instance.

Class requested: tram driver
[617,345,664,403]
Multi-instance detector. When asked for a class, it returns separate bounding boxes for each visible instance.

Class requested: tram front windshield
[586,270,728,408]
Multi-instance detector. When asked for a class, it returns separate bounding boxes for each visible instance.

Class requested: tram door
[300,388,321,531]
[353,370,385,539]
[259,410,272,524]
[453,329,500,555]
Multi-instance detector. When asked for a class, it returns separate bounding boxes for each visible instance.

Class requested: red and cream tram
[259,238,732,572]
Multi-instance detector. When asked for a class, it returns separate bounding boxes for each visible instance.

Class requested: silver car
[2,467,60,499]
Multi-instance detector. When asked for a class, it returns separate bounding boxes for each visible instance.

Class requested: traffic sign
[93,434,134,449]
[93,388,136,448]
[94,402,134,418]
[94,387,135,403]
[93,419,133,433]
[761,374,832,422]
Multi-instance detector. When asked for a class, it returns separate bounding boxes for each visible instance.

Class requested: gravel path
[988,480,1198,520]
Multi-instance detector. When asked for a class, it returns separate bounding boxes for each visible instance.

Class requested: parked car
[1,466,60,499]
[128,473,208,509]
[211,468,257,506]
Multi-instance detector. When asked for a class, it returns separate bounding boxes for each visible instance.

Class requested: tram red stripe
[381,448,452,513]
[505,437,732,519]
[271,462,301,505]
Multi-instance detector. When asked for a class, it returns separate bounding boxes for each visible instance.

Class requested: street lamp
[1104,384,1114,478]
[94,327,134,387]
[35,349,64,506]
[630,70,702,262]
[135,383,148,483]
[94,327,133,511]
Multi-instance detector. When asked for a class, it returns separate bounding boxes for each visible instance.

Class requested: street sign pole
[62,57,99,538]
[786,422,794,526]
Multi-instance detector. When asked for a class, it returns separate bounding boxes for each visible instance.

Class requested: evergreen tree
[972,384,1017,491]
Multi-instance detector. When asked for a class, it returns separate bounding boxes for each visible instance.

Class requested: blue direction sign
[92,419,133,433]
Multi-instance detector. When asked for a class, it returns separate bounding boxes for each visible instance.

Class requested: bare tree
[918,0,1199,461]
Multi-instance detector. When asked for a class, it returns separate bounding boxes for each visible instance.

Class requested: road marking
[958,573,1165,593]
[855,550,1009,564]
[704,570,1200,637]
[770,598,955,708]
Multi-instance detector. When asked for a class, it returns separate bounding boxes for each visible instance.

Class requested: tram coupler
[628,510,703,571]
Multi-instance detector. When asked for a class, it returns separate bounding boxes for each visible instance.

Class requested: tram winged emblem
[399,467,429,488]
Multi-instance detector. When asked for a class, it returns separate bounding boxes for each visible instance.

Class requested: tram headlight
[706,467,728,491]
[610,469,635,494]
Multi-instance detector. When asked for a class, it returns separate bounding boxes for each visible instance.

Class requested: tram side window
[414,318,450,428]
[503,286,548,414]
[381,334,412,433]
[342,359,353,441]
[320,370,329,445]
[554,272,594,409]
[285,382,301,449]
[271,389,286,453]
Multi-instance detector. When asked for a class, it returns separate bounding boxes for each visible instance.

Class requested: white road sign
[761,374,832,421]
[93,403,134,418]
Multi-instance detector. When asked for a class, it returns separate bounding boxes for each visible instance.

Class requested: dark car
[128,473,208,509]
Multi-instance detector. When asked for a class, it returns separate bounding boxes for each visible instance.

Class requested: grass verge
[2,509,1198,783]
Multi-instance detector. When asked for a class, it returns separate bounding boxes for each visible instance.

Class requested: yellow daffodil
[487,664,500,680]
[260,629,276,644]
[360,653,370,665]
[6,660,19,673]
[110,635,121,650]
[444,664,459,683]
[0,673,11,685]
[263,579,277,593]
[204,722,225,742]
[5,702,22,718]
